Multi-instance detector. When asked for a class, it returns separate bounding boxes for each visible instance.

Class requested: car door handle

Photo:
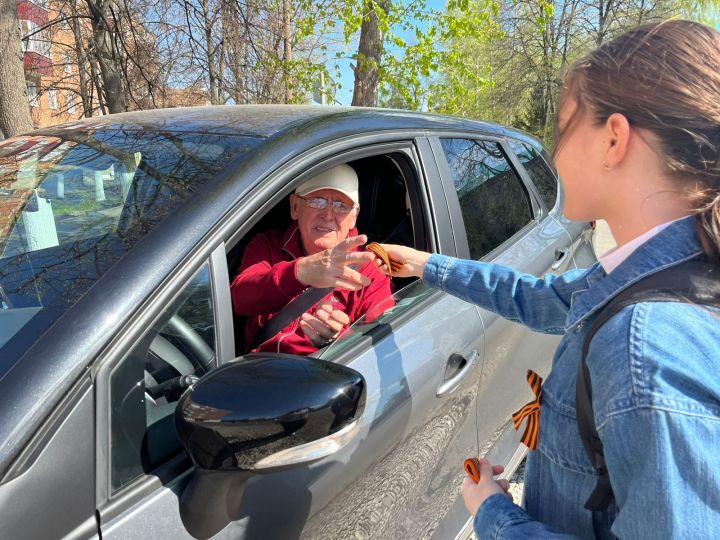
[551,248,570,271]
[436,349,479,397]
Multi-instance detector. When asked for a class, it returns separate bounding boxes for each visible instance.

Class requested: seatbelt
[246,286,333,353]
[576,257,720,511]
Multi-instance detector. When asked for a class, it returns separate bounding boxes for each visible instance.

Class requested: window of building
[21,20,50,57]
[440,138,534,259]
[67,92,76,114]
[59,11,70,31]
[48,88,58,110]
[26,84,39,108]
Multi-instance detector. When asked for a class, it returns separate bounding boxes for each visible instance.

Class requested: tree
[428,0,716,143]
[0,0,34,136]
[351,0,390,106]
[86,0,129,113]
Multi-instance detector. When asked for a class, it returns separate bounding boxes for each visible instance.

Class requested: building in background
[17,0,86,128]
[16,0,210,130]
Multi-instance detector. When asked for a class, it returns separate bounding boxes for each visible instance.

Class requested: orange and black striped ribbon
[512,369,543,450]
[464,457,481,483]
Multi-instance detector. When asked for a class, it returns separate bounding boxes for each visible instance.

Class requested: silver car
[0,106,596,539]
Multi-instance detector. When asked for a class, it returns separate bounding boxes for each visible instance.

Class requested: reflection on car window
[0,131,259,355]
[110,263,215,492]
[317,279,434,360]
[510,140,558,212]
[440,138,534,259]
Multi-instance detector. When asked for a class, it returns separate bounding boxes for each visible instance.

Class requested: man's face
[290,188,359,255]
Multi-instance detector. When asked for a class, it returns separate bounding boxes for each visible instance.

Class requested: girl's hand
[373,244,431,278]
[461,458,513,516]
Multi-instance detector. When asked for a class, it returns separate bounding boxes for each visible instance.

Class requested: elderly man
[231,164,393,355]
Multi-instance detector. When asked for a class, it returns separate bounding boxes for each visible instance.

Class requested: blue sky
[332,0,446,105]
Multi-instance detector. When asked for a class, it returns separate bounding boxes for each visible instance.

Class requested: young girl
[376,20,720,538]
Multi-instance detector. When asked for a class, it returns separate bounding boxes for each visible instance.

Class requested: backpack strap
[576,258,720,511]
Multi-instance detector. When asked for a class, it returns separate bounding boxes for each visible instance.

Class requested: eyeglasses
[296,194,356,215]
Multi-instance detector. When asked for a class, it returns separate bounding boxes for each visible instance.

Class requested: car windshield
[0,128,260,354]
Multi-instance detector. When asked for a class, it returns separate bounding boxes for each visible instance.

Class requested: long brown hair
[557,20,720,257]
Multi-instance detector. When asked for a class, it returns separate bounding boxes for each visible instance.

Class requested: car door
[218,140,486,540]
[96,137,487,540]
[430,135,576,484]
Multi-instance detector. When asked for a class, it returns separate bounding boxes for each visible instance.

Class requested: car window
[109,263,215,493]
[440,138,534,259]
[510,140,558,212]
[0,131,259,359]
[317,279,434,360]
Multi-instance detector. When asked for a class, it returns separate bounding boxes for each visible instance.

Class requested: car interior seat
[351,154,413,247]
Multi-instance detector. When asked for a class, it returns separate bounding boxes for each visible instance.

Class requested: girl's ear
[604,113,631,168]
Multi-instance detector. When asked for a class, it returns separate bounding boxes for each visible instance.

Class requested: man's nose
[320,204,335,220]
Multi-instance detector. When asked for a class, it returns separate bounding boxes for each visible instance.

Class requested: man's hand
[461,458,513,517]
[300,302,350,347]
[296,235,376,291]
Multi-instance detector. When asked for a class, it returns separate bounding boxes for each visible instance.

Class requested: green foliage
[426,0,720,143]
[277,0,720,120]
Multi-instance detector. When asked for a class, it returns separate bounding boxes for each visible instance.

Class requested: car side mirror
[175,353,366,473]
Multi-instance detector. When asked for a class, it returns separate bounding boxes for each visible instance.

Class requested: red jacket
[230,223,394,355]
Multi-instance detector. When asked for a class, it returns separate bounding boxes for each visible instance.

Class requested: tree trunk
[283,0,292,103]
[0,0,34,136]
[200,0,220,104]
[71,0,93,116]
[89,53,108,114]
[351,0,390,107]
[86,0,128,113]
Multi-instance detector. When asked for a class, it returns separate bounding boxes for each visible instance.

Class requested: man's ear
[289,193,299,220]
[348,206,359,229]
[604,113,631,169]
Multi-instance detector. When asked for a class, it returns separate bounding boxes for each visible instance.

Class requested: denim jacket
[423,217,720,539]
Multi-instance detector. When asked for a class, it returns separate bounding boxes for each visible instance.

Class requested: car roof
[32,104,532,141]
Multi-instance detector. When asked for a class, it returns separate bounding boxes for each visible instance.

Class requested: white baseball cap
[295,164,359,206]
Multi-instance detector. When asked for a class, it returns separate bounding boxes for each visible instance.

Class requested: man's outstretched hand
[296,235,376,291]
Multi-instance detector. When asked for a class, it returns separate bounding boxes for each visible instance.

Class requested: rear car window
[440,138,534,259]
[510,140,558,212]
[0,130,260,355]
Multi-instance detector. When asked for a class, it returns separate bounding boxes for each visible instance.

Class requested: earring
[603,162,612,171]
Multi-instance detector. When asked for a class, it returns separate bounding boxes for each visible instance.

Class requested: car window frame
[223,138,454,365]
[94,244,229,518]
[224,138,446,256]
[501,138,559,216]
[428,133,544,261]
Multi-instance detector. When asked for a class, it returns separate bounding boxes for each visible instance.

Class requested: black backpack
[576,257,720,511]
